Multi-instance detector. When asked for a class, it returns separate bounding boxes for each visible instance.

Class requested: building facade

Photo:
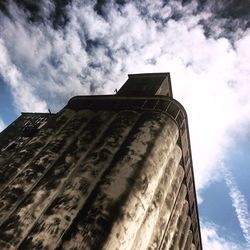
[0,73,202,249]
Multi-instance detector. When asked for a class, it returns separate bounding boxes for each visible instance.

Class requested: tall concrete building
[0,73,202,249]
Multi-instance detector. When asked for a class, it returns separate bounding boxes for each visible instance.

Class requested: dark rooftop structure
[117,73,173,97]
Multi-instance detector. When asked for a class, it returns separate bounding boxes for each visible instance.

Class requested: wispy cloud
[201,221,245,250]
[223,166,250,247]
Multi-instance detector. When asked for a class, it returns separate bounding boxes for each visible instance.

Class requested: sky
[0,0,250,249]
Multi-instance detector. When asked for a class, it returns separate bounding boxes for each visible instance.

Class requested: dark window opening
[22,127,39,137]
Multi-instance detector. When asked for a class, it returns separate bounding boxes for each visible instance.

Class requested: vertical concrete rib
[170,202,189,250]
[160,183,187,250]
[180,217,192,250]
[59,112,179,250]
[18,110,140,250]
[184,231,193,250]
[132,145,182,250]
[168,201,189,250]
[149,164,184,250]
[96,114,179,250]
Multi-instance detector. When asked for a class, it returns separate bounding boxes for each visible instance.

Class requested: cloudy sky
[0,0,250,249]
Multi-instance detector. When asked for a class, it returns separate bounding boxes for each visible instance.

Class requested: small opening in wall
[22,127,39,137]
[184,152,189,165]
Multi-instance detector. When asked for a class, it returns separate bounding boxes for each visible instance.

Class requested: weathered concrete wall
[59,112,180,250]
[0,104,199,249]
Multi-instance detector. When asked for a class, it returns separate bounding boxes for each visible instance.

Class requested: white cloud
[0,3,89,111]
[201,221,245,250]
[0,0,250,198]
[0,38,47,112]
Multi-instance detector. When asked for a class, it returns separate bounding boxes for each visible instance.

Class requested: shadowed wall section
[0,73,202,250]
